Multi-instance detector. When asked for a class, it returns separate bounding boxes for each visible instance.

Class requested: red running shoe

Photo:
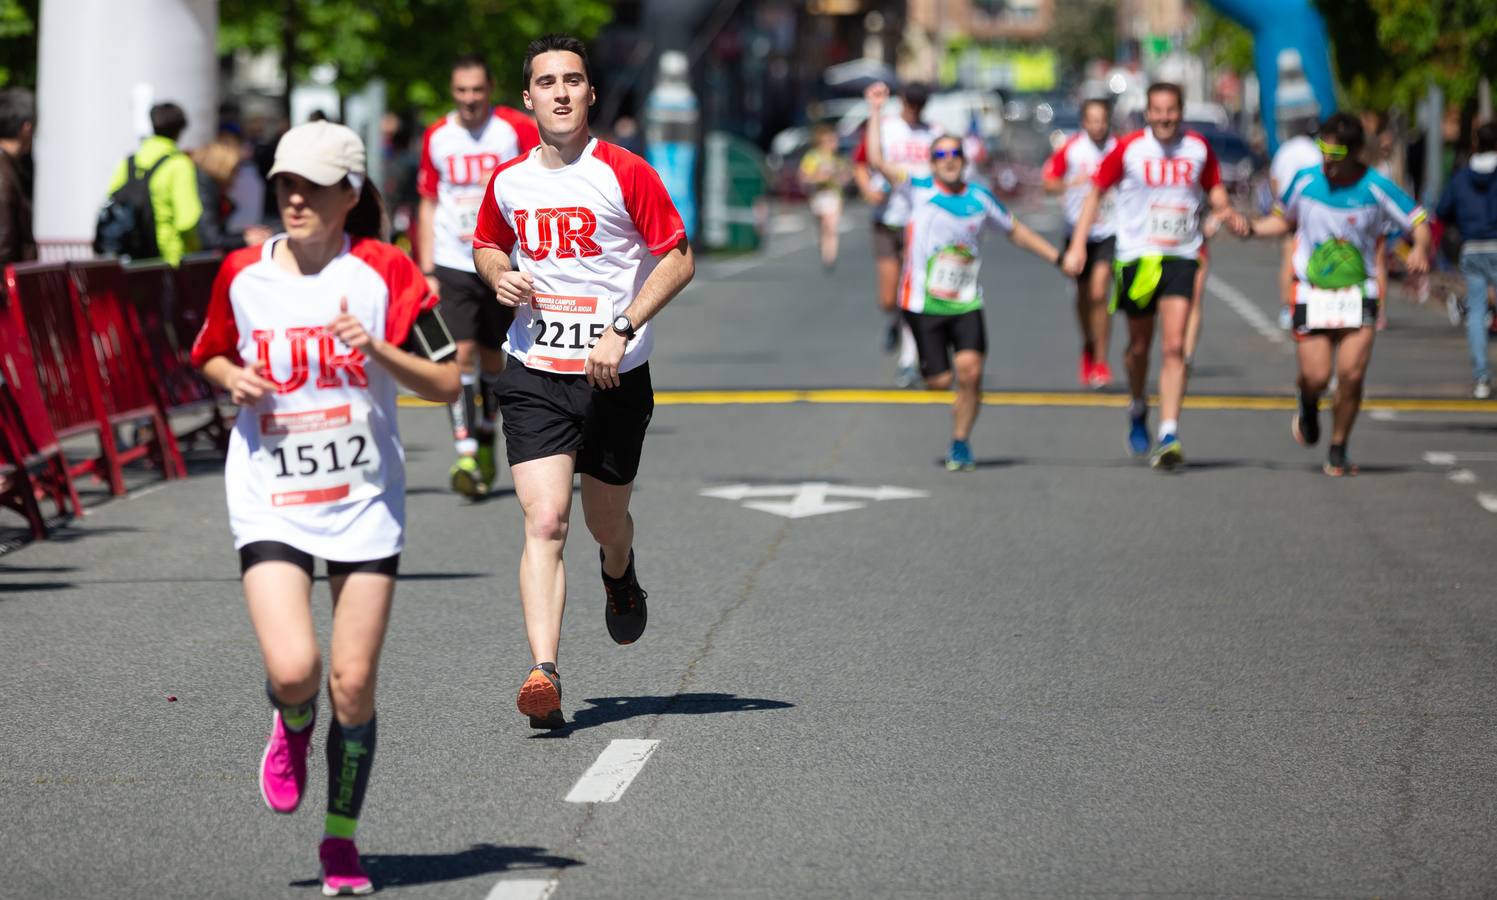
[1088,360,1112,389]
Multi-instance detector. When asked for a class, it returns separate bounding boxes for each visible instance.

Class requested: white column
[33,0,219,242]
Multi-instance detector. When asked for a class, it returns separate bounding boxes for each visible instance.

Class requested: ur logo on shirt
[1142,158,1197,186]
[251,327,369,394]
[447,152,502,185]
[514,207,603,260]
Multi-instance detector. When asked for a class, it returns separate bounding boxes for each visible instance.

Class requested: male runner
[1063,82,1248,469]
[417,54,539,498]
[1246,113,1430,475]
[472,34,692,729]
[1269,121,1323,331]
[1043,98,1116,388]
[865,83,1061,469]
[853,81,941,387]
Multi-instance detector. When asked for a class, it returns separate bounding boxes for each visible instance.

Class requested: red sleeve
[416,119,442,200]
[189,246,258,369]
[1193,133,1222,191]
[853,133,868,165]
[592,141,687,255]
[1092,132,1133,190]
[350,239,440,346]
[495,106,540,155]
[472,156,527,255]
[1042,137,1072,180]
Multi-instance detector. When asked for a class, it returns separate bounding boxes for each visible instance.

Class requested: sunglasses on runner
[931,148,964,161]
[1316,139,1350,161]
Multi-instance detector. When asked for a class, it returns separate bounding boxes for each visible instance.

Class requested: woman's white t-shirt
[191,235,438,561]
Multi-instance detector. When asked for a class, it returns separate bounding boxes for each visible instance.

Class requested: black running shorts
[1080,237,1116,280]
[435,266,513,350]
[872,223,905,261]
[238,541,400,578]
[495,357,653,485]
[901,308,987,379]
[1112,257,1199,317]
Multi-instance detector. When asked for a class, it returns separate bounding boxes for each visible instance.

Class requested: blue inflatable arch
[1206,0,1338,154]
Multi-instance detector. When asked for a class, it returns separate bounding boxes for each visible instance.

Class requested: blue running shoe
[945,439,975,471]
[1127,413,1150,457]
[1150,433,1184,470]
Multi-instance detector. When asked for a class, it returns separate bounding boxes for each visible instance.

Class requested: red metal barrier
[0,280,83,531]
[173,252,223,364]
[121,260,230,449]
[67,260,188,483]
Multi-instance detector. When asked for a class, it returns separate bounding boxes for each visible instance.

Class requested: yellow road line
[398,390,1496,413]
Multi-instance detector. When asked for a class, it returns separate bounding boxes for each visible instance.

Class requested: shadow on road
[532,692,794,738]
[289,843,579,890]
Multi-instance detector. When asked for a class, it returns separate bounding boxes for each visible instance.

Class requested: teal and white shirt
[1277,166,1426,299]
[896,175,1014,315]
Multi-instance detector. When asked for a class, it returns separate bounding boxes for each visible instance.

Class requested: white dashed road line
[1449,469,1478,484]
[564,739,661,803]
[1478,493,1497,513]
[485,878,559,900]
[1207,274,1290,348]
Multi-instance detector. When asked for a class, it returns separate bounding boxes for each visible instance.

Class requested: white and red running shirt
[471,138,686,376]
[1092,129,1222,263]
[191,236,438,560]
[1043,131,1117,240]
[417,107,540,273]
[854,115,944,227]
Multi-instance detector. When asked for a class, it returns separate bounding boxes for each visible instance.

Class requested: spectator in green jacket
[106,103,202,265]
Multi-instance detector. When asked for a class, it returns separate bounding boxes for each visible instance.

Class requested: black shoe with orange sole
[516,663,564,729]
[602,548,648,645]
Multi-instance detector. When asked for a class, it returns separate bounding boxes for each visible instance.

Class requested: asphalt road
[3,200,1496,899]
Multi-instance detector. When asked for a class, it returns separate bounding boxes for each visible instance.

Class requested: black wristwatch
[611,314,636,339]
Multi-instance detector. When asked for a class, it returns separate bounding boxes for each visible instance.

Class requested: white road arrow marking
[1449,469,1478,484]
[1478,493,1497,514]
[1424,452,1458,466]
[700,482,929,519]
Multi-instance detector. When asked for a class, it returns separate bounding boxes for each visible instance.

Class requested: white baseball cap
[268,121,366,186]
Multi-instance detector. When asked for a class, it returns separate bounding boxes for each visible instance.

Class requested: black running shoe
[1292,392,1320,446]
[601,548,648,645]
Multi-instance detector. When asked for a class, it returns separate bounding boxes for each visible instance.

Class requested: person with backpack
[1436,123,1497,399]
[96,102,202,264]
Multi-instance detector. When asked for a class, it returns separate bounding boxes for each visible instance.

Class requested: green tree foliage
[1314,0,1496,110]
[1191,5,1254,75]
[1049,0,1116,79]
[219,0,613,114]
[0,0,38,88]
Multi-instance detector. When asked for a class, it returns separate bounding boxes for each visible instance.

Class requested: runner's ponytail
[344,178,389,241]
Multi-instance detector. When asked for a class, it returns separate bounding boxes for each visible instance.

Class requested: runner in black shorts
[417,55,540,498]
[472,35,693,730]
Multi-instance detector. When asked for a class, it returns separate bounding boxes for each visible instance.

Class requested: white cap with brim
[268,121,366,187]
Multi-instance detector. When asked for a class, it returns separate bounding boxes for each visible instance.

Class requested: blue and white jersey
[896,175,1014,315]
[1277,166,1426,298]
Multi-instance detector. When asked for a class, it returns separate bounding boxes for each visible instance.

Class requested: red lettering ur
[251,327,368,394]
[1142,158,1195,186]
[513,207,602,260]
[447,152,501,185]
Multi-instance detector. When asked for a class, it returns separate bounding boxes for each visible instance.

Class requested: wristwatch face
[612,315,633,335]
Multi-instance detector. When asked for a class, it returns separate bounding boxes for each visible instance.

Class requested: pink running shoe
[259,710,312,814]
[319,837,374,896]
